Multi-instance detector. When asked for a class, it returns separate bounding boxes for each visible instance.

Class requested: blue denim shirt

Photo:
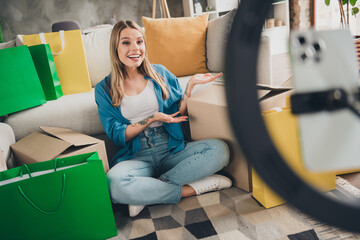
[95,64,185,167]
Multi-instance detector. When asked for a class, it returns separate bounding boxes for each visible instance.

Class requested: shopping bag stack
[1,29,92,116]
[19,30,92,95]
[252,105,336,208]
[0,152,117,240]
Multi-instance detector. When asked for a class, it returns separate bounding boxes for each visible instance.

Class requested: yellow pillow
[142,14,209,77]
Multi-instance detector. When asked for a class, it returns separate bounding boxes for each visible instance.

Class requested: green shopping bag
[0,152,117,240]
[28,44,63,100]
[0,45,46,116]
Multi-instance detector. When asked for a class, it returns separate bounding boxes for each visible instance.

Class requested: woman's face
[117,27,146,70]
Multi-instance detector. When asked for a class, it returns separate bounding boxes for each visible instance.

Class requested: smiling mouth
[128,54,141,60]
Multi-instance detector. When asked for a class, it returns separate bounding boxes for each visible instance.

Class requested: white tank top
[121,80,162,128]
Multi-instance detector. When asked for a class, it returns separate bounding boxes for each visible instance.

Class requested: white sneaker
[188,174,232,195]
[129,205,145,217]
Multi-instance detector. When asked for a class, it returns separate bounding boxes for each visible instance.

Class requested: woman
[95,20,231,217]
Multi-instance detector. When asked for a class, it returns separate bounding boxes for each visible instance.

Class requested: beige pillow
[142,14,209,77]
[82,26,113,87]
[206,9,237,72]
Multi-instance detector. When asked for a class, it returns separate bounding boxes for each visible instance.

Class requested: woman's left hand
[186,72,223,98]
[190,72,223,85]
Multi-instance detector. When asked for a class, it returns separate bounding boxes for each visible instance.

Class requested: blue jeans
[106,126,230,205]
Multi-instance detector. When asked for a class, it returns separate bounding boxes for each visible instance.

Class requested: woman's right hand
[153,111,188,124]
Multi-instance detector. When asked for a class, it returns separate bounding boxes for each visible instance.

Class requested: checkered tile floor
[109,187,360,240]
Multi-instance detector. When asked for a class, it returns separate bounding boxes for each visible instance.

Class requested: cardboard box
[187,84,293,192]
[257,51,293,88]
[11,127,109,173]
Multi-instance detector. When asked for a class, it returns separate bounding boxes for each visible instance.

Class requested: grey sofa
[0,10,272,169]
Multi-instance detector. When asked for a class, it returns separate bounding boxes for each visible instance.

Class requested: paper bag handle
[19,164,32,178]
[19,157,60,178]
[17,158,66,214]
[39,30,65,56]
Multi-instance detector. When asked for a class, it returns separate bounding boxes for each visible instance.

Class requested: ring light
[225,0,360,232]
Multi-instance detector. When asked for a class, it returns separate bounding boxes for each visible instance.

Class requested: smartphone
[289,28,360,172]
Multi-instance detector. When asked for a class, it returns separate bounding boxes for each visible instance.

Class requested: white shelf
[263,25,288,32]
[182,0,239,20]
[264,0,290,55]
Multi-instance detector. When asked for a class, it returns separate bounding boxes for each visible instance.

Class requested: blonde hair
[109,20,169,106]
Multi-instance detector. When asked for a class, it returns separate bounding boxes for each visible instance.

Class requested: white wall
[0,0,183,42]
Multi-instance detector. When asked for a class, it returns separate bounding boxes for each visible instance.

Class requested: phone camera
[300,52,307,61]
[298,36,306,45]
[313,42,321,52]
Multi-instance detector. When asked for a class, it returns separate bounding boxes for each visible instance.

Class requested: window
[315,0,360,35]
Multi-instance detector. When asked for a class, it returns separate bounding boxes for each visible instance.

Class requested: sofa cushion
[4,89,104,140]
[82,26,112,87]
[0,40,15,49]
[206,9,237,72]
[142,14,209,77]
[207,10,274,87]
